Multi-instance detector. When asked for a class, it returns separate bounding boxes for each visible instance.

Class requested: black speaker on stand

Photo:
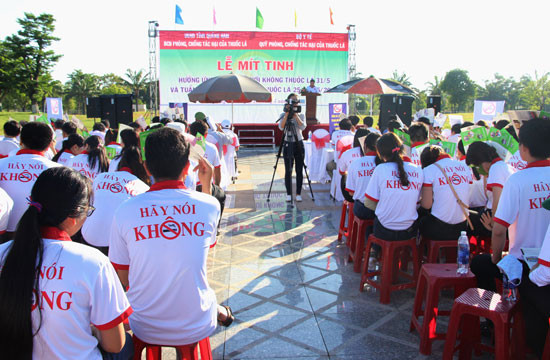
[100,95,117,126]
[397,95,415,127]
[115,94,133,126]
[86,97,101,118]
[379,94,398,132]
[427,95,441,115]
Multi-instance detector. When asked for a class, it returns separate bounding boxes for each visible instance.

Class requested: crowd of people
[333,113,550,358]
[0,114,239,359]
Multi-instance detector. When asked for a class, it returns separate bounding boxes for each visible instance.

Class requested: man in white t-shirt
[408,122,429,167]
[0,122,61,234]
[331,118,354,145]
[0,121,21,158]
[470,119,550,294]
[109,127,232,346]
[56,121,78,152]
[305,79,321,94]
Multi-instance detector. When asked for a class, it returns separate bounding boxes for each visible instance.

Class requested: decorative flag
[294,9,297,27]
[213,7,217,25]
[330,7,334,25]
[46,97,63,121]
[175,5,184,25]
[256,7,264,29]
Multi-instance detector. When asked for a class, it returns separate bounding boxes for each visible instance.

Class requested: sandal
[218,305,234,327]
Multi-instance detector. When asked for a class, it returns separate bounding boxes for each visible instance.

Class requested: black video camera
[284,98,301,114]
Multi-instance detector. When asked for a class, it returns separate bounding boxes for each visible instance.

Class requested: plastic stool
[348,217,374,273]
[133,335,212,360]
[424,238,458,264]
[359,235,419,304]
[337,200,354,243]
[410,264,476,355]
[443,288,519,360]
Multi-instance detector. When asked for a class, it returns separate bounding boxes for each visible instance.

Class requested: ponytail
[0,167,91,358]
[117,146,150,185]
[85,136,109,173]
[376,132,409,187]
[52,133,85,163]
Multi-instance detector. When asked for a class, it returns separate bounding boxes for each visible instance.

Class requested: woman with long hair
[364,132,423,240]
[68,135,109,179]
[81,146,150,255]
[108,129,140,172]
[52,133,85,165]
[0,167,132,359]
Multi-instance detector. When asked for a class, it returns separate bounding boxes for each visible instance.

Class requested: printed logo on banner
[329,103,347,134]
[481,102,497,116]
[51,99,60,115]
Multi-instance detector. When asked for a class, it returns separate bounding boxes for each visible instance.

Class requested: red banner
[160,30,348,51]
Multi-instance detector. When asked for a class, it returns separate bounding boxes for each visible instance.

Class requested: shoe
[286,195,292,202]
[218,305,234,327]
[296,195,302,202]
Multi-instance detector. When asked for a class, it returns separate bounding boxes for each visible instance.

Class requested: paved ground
[149,148,493,360]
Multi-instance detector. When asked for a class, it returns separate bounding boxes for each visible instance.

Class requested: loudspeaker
[378,95,398,131]
[397,95,414,127]
[100,95,117,126]
[86,97,101,118]
[427,96,441,115]
[115,94,133,126]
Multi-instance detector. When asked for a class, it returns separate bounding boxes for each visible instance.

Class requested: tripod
[267,112,315,205]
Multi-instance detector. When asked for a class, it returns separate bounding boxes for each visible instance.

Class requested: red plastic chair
[410,264,476,355]
[420,237,458,264]
[348,217,374,273]
[337,200,354,243]
[443,288,520,360]
[359,235,419,304]
[133,335,212,360]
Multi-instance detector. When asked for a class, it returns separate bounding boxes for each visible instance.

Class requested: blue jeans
[101,332,134,360]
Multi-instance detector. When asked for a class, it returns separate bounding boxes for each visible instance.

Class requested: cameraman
[278,93,307,202]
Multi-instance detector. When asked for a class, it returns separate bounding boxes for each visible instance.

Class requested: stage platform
[233,123,329,147]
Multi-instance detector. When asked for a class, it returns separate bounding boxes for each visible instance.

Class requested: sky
[0,0,548,90]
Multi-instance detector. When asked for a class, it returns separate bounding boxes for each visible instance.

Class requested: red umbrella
[188,74,272,103]
[344,76,415,95]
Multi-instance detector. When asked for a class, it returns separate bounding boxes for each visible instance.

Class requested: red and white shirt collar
[16,149,45,157]
[525,159,550,169]
[148,180,187,192]
[41,226,72,241]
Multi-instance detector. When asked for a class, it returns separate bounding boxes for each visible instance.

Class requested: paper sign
[116,124,133,144]
[433,113,447,128]
[414,108,435,124]
[82,130,90,138]
[136,116,147,130]
[394,128,411,147]
[139,125,163,160]
[460,125,488,151]
[448,115,464,126]
[105,147,117,160]
[328,103,347,134]
[473,100,505,123]
[71,116,85,130]
[486,127,519,161]
[429,139,457,157]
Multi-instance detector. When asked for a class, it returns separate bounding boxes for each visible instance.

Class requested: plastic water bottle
[308,130,312,140]
[457,231,470,275]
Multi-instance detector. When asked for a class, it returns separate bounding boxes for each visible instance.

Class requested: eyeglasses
[86,205,95,217]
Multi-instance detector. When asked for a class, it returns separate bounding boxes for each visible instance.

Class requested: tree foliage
[122,69,149,111]
[520,72,550,111]
[440,69,476,112]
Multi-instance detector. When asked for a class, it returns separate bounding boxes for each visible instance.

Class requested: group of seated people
[0,113,239,359]
[335,114,550,358]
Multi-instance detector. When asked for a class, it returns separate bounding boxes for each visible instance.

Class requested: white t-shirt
[0,228,131,360]
[0,187,14,233]
[448,133,461,144]
[0,150,61,231]
[345,153,377,201]
[305,85,321,93]
[507,150,527,172]
[68,153,104,180]
[331,129,353,145]
[56,150,75,166]
[109,181,220,345]
[365,159,423,230]
[367,127,381,135]
[82,170,149,247]
[203,141,221,169]
[0,138,20,157]
[493,160,550,258]
[338,147,362,175]
[530,224,550,287]
[423,156,472,224]
[486,159,514,209]
[55,135,67,152]
[410,142,429,167]
[459,157,487,208]
[108,156,121,172]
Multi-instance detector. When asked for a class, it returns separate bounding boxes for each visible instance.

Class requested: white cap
[89,130,105,142]
[221,119,231,129]
[166,122,186,134]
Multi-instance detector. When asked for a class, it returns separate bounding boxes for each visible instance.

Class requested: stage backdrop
[159,30,348,123]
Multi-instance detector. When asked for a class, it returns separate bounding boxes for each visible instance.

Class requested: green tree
[440,69,476,112]
[122,69,149,111]
[3,13,61,113]
[520,72,550,110]
[390,70,412,87]
[425,76,442,96]
[65,69,100,114]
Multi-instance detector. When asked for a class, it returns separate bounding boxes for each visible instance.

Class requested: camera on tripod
[284,98,301,114]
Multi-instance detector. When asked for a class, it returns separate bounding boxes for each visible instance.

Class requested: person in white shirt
[51,133,85,166]
[448,123,462,145]
[55,121,78,152]
[0,187,13,238]
[363,116,381,135]
[82,147,150,255]
[53,119,65,148]
[465,141,514,237]
[0,122,61,235]
[339,128,370,202]
[0,166,132,359]
[409,122,429,167]
[305,79,321,94]
[109,128,233,347]
[220,120,239,180]
[331,118,354,145]
[470,119,550,297]
[364,132,423,241]
[0,120,21,158]
[419,146,472,240]
[68,135,110,180]
[346,133,380,220]
[108,129,140,172]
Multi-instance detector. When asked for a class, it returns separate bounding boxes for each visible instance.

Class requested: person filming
[278,93,307,202]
